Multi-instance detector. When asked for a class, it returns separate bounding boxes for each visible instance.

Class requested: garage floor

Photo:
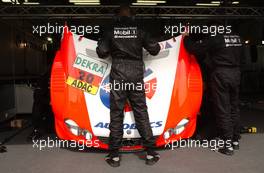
[0,108,263,173]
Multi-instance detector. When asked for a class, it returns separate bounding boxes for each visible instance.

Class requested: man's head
[118,4,132,17]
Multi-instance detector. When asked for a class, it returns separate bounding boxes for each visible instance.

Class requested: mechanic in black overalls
[184,29,243,156]
[96,5,161,167]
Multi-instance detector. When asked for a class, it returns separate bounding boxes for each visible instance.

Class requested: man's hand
[182,31,189,37]
[158,42,163,50]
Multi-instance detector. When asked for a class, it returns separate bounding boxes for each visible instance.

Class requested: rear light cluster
[64,119,93,140]
[163,118,189,140]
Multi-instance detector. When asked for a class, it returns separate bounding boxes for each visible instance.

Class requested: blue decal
[94,121,163,130]
[99,75,110,109]
[165,42,172,49]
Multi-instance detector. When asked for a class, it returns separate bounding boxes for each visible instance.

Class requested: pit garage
[0,0,263,173]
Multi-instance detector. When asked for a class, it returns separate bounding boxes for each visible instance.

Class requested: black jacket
[184,34,244,67]
[96,16,160,60]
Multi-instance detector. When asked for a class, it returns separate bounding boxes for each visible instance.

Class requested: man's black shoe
[232,141,239,150]
[218,146,234,156]
[0,145,7,153]
[105,154,120,167]
[146,150,160,165]
[27,129,43,141]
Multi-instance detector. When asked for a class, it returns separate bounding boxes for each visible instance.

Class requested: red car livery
[50,27,203,151]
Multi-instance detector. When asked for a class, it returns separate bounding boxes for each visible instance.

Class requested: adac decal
[66,53,109,95]
[99,68,157,110]
[66,76,98,95]
[94,121,163,130]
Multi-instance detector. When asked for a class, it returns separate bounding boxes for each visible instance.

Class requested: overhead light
[70,0,100,2]
[2,0,25,3]
[9,0,40,5]
[211,1,220,3]
[137,0,166,3]
[232,1,240,5]
[245,40,250,44]
[70,0,99,1]
[196,3,220,6]
[74,2,100,5]
[262,41,264,45]
[132,2,157,5]
[17,40,28,48]
[70,0,100,5]
[24,2,40,5]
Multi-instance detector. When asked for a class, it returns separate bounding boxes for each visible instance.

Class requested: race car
[50,27,203,151]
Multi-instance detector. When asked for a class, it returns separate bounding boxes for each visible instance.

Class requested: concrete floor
[0,108,264,173]
[0,134,263,173]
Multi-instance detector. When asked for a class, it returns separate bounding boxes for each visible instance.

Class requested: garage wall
[0,20,47,79]
[240,46,264,94]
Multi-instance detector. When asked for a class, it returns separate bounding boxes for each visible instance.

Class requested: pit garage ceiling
[0,0,264,19]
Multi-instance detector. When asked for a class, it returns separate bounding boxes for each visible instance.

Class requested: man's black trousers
[211,68,241,142]
[108,59,156,151]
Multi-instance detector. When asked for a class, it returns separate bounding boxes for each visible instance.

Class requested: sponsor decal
[224,35,242,47]
[94,121,163,130]
[66,53,108,95]
[66,76,98,95]
[114,27,138,38]
[73,53,108,77]
[99,75,110,108]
